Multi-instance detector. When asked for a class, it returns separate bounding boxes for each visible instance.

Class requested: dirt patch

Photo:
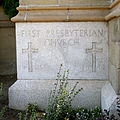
[0,74,22,120]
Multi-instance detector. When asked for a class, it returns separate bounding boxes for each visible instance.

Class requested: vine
[0,0,19,19]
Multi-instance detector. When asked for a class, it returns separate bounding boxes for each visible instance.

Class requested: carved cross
[22,42,38,72]
[86,42,103,72]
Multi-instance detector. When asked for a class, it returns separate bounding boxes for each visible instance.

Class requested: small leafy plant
[65,107,120,120]
[18,103,41,120]
[73,107,103,120]
[44,64,83,120]
[0,82,7,120]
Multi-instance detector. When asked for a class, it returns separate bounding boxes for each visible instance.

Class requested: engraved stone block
[16,22,108,80]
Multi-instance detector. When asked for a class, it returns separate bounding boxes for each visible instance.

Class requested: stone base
[101,81,118,111]
[9,80,106,110]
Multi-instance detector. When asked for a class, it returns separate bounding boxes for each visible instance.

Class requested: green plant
[0,106,7,120]
[2,0,19,19]
[45,64,83,120]
[0,83,3,96]
[18,103,41,120]
[103,110,118,120]
[18,112,22,120]
[72,107,103,120]
[0,83,7,120]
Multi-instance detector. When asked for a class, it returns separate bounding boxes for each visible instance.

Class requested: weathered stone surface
[20,0,58,6]
[16,22,108,80]
[106,0,120,20]
[109,19,120,69]
[101,81,117,111]
[109,62,120,94]
[109,41,120,69]
[13,0,120,22]
[8,0,120,112]
[11,7,109,22]
[110,0,120,9]
[9,79,106,110]
[111,17,120,42]
[108,17,120,94]
[60,0,110,6]
[19,0,111,6]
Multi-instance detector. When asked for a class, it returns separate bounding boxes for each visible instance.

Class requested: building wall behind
[0,6,16,75]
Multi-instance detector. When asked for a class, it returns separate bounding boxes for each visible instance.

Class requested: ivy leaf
[2,0,19,19]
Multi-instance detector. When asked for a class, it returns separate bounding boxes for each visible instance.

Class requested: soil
[0,74,22,120]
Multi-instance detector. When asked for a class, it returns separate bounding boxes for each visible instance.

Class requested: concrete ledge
[105,4,120,20]
[101,81,118,111]
[11,6,109,22]
[11,0,120,22]
[9,79,106,110]
[19,0,111,6]
[110,0,120,9]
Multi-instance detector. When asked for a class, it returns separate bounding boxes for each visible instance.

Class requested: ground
[0,74,21,120]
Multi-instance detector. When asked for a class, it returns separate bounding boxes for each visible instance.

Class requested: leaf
[2,0,19,19]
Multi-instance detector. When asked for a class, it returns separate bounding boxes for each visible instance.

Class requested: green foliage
[26,103,39,114]
[18,103,41,120]
[0,106,7,120]
[0,83,3,96]
[0,83,7,120]
[72,107,103,120]
[45,64,83,120]
[103,109,119,120]
[2,0,19,19]
[18,112,22,120]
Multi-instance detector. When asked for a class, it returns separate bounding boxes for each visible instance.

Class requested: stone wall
[0,6,16,75]
[109,17,120,94]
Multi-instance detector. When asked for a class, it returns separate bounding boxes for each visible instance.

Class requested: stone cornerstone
[9,0,120,111]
